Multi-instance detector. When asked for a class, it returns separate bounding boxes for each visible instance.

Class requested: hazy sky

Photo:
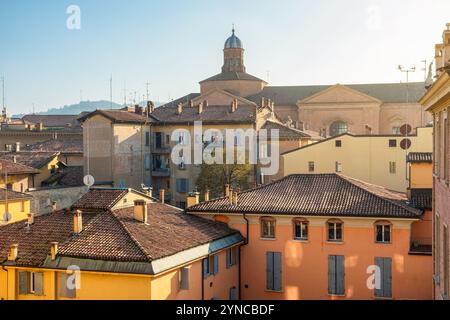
[1,0,449,114]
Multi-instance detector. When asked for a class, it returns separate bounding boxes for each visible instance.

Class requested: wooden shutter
[375,257,392,298]
[229,287,238,300]
[34,272,44,296]
[213,255,219,275]
[202,259,209,279]
[59,273,76,299]
[266,252,274,290]
[336,256,345,295]
[226,249,231,269]
[328,255,336,295]
[18,271,29,295]
[273,252,282,291]
[180,267,189,290]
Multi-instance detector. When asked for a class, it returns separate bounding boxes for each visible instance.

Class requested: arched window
[330,122,348,137]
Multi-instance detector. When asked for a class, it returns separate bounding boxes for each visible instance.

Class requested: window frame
[293,218,309,241]
[327,219,344,242]
[388,139,397,148]
[308,161,315,173]
[375,221,392,244]
[260,217,276,239]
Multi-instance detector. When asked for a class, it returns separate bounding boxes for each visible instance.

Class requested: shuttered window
[266,252,282,291]
[19,271,43,296]
[229,287,238,300]
[59,273,76,298]
[226,247,238,268]
[328,255,345,296]
[179,267,190,291]
[213,255,219,275]
[374,257,392,298]
[202,258,209,279]
[176,179,189,193]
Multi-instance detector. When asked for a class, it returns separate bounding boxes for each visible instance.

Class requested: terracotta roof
[72,188,129,210]
[410,189,432,210]
[21,114,81,128]
[187,174,422,218]
[407,152,433,163]
[42,166,84,187]
[200,72,266,83]
[0,159,39,175]
[151,104,257,124]
[159,93,201,109]
[0,152,59,169]
[261,120,312,139]
[0,188,32,201]
[0,191,241,268]
[25,137,83,153]
[246,82,427,105]
[78,109,155,124]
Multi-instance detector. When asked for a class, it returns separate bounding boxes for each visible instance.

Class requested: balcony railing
[151,168,170,177]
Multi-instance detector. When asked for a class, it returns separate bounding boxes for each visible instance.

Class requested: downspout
[201,258,205,300]
[239,213,249,300]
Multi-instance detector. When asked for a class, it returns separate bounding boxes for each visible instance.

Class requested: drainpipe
[1,260,9,300]
[239,213,250,300]
[201,259,205,300]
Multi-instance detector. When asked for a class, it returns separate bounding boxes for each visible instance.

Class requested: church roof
[224,29,243,49]
[246,82,427,105]
[200,72,266,83]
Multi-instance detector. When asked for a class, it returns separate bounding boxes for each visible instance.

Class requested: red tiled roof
[0,159,39,175]
[78,109,155,124]
[261,120,312,139]
[187,174,422,218]
[25,137,83,153]
[72,188,128,210]
[42,166,84,187]
[0,188,32,201]
[0,152,59,169]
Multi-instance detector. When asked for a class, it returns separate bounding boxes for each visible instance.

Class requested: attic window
[335,140,342,148]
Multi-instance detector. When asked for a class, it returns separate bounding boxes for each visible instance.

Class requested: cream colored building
[279,127,433,192]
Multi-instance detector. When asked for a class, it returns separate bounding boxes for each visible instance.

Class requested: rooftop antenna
[145,81,150,101]
[123,81,127,106]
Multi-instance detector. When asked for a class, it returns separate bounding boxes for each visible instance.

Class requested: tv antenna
[109,74,113,109]
[145,82,151,101]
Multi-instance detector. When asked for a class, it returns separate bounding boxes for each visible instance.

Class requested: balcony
[152,146,171,154]
[151,168,170,177]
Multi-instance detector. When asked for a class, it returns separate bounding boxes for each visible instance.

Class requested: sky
[0,0,449,114]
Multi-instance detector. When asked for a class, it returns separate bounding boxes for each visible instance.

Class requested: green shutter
[229,287,238,300]
[202,259,209,279]
[226,249,231,269]
[383,258,392,298]
[273,252,282,291]
[375,257,383,297]
[213,255,219,275]
[336,256,345,295]
[266,252,274,290]
[180,267,189,290]
[18,272,29,295]
[328,256,336,295]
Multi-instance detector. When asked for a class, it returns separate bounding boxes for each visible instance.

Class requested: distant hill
[13,100,165,118]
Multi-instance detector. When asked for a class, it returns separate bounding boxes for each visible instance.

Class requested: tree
[196,149,253,199]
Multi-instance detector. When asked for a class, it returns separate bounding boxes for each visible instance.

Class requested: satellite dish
[3,212,12,222]
[83,175,95,187]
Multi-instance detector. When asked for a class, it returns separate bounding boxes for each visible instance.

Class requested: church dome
[224,29,243,49]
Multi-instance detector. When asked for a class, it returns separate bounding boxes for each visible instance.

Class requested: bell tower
[222,28,246,73]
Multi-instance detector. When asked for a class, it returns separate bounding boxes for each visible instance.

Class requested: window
[328,255,345,296]
[375,222,391,244]
[444,112,448,182]
[144,154,151,171]
[374,257,392,298]
[59,273,76,298]
[392,127,401,135]
[18,272,43,296]
[266,252,282,291]
[202,255,218,279]
[328,220,343,242]
[229,287,238,300]
[436,214,441,283]
[330,122,348,137]
[179,267,189,290]
[226,247,239,268]
[145,132,150,146]
[176,178,189,193]
[308,162,315,173]
[389,139,397,148]
[202,258,210,279]
[389,162,396,174]
[293,218,308,241]
[335,162,343,173]
[50,165,56,174]
[261,217,276,239]
[5,144,12,151]
[335,140,342,148]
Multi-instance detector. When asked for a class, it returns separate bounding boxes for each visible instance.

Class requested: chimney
[8,244,18,261]
[15,142,20,152]
[52,201,57,212]
[146,101,155,114]
[159,189,165,204]
[50,242,58,261]
[203,100,209,108]
[13,156,17,163]
[187,192,200,208]
[232,192,238,206]
[189,100,194,108]
[198,102,203,114]
[36,122,44,131]
[73,210,83,234]
[204,189,210,202]
[224,184,230,197]
[177,103,183,115]
[229,188,233,203]
[133,200,148,224]
[27,213,34,225]
[145,187,153,198]
[135,105,143,115]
